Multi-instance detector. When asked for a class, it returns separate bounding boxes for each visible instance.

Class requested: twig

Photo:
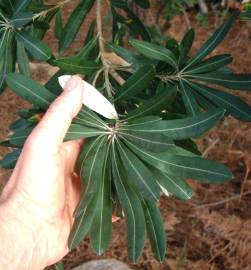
[195,190,251,209]
[202,139,220,157]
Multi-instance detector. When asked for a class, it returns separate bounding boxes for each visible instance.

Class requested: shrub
[0,0,250,263]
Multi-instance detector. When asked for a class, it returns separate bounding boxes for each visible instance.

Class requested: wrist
[0,199,47,270]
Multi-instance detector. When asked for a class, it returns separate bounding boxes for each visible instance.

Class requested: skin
[0,76,84,270]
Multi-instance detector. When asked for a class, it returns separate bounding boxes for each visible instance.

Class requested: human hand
[0,75,84,270]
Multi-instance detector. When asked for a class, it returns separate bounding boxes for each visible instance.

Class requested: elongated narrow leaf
[11,11,33,27]
[68,138,107,249]
[77,36,98,59]
[123,138,233,183]
[187,72,251,91]
[133,0,150,9]
[130,39,178,69]
[65,124,107,141]
[188,81,251,121]
[120,109,225,140]
[14,0,32,15]
[112,143,145,262]
[0,31,15,94]
[185,54,232,75]
[179,28,195,66]
[0,30,8,60]
[44,69,66,95]
[17,40,31,77]
[115,65,155,101]
[117,140,160,201]
[9,126,34,146]
[90,144,112,255]
[142,199,166,262]
[15,30,51,61]
[179,79,200,116]
[185,14,236,69]
[53,58,101,75]
[6,73,56,109]
[55,10,63,40]
[118,130,173,153]
[0,149,22,169]
[152,168,194,200]
[59,0,95,52]
[126,83,177,120]
[190,87,218,110]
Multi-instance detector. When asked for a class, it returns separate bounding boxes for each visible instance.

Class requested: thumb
[27,75,84,151]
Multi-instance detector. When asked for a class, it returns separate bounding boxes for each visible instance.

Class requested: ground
[0,2,251,270]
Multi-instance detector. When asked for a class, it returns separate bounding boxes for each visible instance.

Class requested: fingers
[26,75,84,152]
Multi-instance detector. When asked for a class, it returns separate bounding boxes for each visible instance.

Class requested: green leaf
[14,0,32,15]
[179,28,195,66]
[9,126,34,146]
[185,54,233,75]
[117,139,160,201]
[83,19,96,45]
[6,73,55,109]
[68,138,107,249]
[10,11,33,27]
[90,144,112,255]
[0,149,21,169]
[0,31,15,94]
[185,14,236,69]
[125,83,177,120]
[123,138,233,183]
[44,69,66,95]
[0,30,8,61]
[112,143,145,262]
[77,36,98,59]
[55,10,63,40]
[130,39,178,70]
[59,0,95,53]
[17,40,31,77]
[118,130,173,153]
[152,168,194,200]
[142,200,166,262]
[65,124,107,141]
[179,79,200,116]
[115,65,155,101]
[187,72,251,91]
[15,30,51,61]
[133,0,150,9]
[120,109,225,140]
[53,58,101,75]
[188,81,251,121]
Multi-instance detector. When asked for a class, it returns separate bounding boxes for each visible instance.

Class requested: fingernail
[64,76,78,91]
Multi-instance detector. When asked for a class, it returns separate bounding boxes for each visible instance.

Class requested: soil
[0,2,251,270]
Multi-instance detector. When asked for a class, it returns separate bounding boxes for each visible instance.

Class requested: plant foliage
[0,0,250,263]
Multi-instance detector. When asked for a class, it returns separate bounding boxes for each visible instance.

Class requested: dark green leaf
[185,14,236,69]
[115,65,155,101]
[142,199,166,262]
[53,58,101,75]
[11,11,33,27]
[68,138,107,249]
[0,30,8,61]
[55,10,63,40]
[152,168,194,200]
[187,72,251,91]
[179,28,195,66]
[9,126,34,146]
[117,140,160,201]
[130,39,178,69]
[112,143,145,262]
[14,0,32,15]
[15,30,51,61]
[185,54,233,75]
[59,0,95,53]
[0,149,22,169]
[125,83,177,120]
[44,69,66,95]
[123,138,233,183]
[65,124,108,141]
[121,109,225,140]
[17,40,31,77]
[188,81,251,121]
[179,79,200,116]
[6,73,56,109]
[90,144,112,255]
